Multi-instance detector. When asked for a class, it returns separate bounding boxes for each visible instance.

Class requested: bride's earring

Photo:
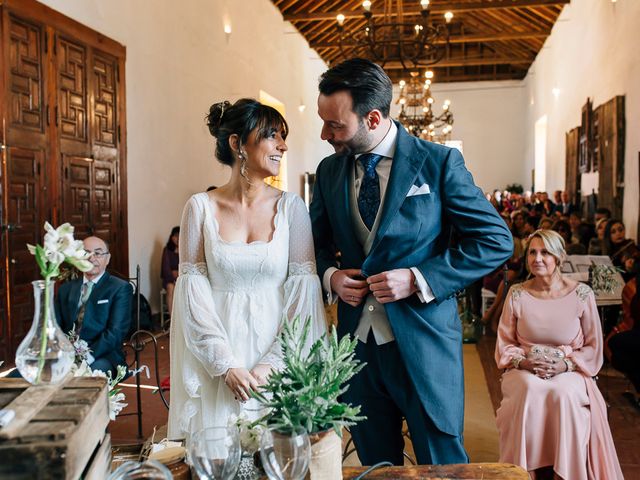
[239,150,249,180]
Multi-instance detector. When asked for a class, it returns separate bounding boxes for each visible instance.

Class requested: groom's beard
[329,118,372,155]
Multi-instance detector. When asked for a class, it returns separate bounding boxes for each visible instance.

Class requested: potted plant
[253,316,365,480]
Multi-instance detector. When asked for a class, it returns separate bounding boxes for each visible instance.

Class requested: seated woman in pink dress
[495,229,623,480]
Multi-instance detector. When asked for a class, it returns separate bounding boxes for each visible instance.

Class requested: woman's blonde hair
[524,229,566,273]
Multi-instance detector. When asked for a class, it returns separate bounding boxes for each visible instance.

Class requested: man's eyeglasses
[85,250,110,258]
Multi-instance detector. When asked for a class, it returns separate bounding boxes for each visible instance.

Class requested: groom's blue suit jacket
[310,123,513,436]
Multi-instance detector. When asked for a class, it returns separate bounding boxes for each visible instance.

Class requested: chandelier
[396,70,453,142]
[336,0,454,69]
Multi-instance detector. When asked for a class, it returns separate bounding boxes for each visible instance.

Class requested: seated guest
[606,275,640,408]
[603,219,640,281]
[594,207,611,223]
[511,210,533,240]
[161,226,180,314]
[551,219,572,245]
[537,216,553,231]
[568,212,583,244]
[554,190,577,215]
[534,191,555,217]
[576,222,596,252]
[496,229,622,480]
[55,236,132,375]
[588,218,608,255]
[482,258,526,334]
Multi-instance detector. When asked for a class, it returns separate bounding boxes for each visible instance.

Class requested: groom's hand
[330,269,369,307]
[367,268,418,304]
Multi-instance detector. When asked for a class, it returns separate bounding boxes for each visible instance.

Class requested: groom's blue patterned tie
[357,153,384,230]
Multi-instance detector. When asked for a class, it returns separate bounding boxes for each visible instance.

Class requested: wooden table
[343,463,529,479]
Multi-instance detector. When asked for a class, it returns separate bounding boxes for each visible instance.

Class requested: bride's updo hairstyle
[206,98,289,167]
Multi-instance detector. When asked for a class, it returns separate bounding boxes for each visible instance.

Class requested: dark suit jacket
[55,272,132,373]
[554,202,578,215]
[310,123,513,436]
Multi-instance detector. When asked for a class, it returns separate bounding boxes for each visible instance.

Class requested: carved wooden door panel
[5,147,45,353]
[57,39,123,272]
[0,143,5,360]
[62,155,118,254]
[0,11,50,362]
[90,50,122,270]
[0,0,127,364]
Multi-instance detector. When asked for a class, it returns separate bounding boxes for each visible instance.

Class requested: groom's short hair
[319,58,392,118]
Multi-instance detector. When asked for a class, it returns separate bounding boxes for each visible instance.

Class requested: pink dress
[495,283,623,480]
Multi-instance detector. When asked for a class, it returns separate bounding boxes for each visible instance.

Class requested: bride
[168,99,327,439]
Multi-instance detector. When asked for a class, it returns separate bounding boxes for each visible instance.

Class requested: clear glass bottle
[15,280,75,384]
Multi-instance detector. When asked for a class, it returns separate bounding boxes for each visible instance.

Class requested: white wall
[39,0,333,308]
[523,0,640,238]
[391,80,528,193]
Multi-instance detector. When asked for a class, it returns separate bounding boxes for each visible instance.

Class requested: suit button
[368,305,375,312]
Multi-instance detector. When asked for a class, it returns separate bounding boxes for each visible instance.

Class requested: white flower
[60,237,82,257]
[91,369,108,379]
[109,392,128,421]
[72,360,92,377]
[44,248,65,265]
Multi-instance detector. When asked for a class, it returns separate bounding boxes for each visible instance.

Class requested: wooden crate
[0,377,111,479]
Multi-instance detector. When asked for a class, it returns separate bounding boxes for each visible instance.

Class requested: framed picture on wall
[303,172,316,210]
[578,99,593,174]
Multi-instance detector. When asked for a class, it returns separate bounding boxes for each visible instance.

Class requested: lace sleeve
[172,195,238,377]
[260,194,328,369]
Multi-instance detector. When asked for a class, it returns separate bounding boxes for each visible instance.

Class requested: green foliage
[505,183,524,194]
[252,316,366,437]
[591,264,623,294]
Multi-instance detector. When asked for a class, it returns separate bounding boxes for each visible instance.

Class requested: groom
[309,58,512,465]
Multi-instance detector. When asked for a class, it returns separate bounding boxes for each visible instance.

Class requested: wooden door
[57,37,123,271]
[565,127,580,206]
[0,0,127,363]
[0,12,50,362]
[596,96,625,220]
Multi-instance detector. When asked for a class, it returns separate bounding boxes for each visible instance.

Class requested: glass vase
[15,280,75,385]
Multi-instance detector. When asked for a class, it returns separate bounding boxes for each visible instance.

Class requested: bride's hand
[250,364,273,386]
[224,368,259,402]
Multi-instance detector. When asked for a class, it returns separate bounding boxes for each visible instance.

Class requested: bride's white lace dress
[168,191,327,438]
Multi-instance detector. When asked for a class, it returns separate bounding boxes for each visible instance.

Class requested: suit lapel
[370,124,428,253]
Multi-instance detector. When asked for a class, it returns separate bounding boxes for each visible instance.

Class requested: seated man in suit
[55,236,132,375]
[554,190,578,215]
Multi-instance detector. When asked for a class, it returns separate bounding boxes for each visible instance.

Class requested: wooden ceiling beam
[309,29,551,48]
[388,72,525,83]
[283,0,569,22]
[380,55,534,69]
